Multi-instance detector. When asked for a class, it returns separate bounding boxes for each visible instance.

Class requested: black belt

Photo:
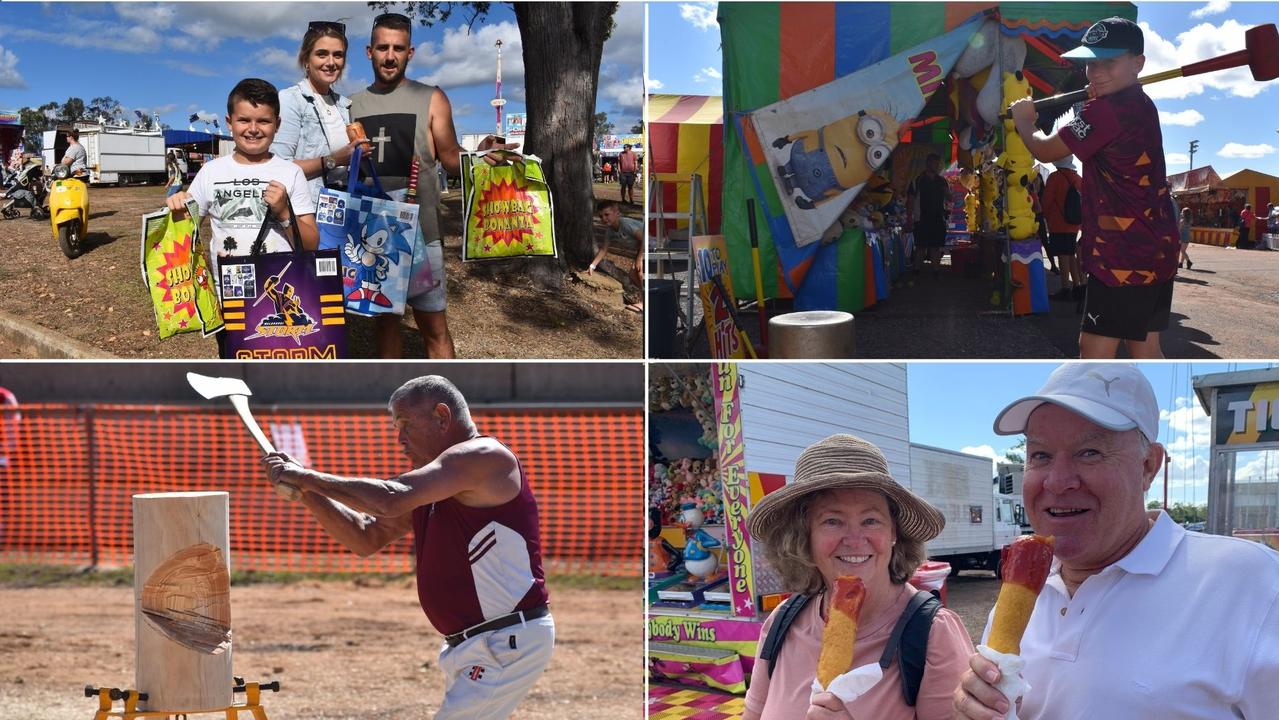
[444,605,549,648]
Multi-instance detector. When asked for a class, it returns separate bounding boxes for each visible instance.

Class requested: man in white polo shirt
[953,362,1279,720]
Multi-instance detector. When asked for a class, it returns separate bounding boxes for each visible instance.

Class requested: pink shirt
[745,585,974,720]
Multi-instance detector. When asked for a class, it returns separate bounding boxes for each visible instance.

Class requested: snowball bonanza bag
[461,150,557,261]
[316,145,420,316]
[140,199,223,339]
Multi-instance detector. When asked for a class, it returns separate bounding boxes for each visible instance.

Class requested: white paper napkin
[976,645,1029,720]
[810,662,884,704]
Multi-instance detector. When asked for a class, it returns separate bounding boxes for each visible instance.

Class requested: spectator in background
[618,143,639,205]
[1238,203,1255,249]
[165,151,184,198]
[1042,156,1084,301]
[1179,207,1193,269]
[60,129,88,176]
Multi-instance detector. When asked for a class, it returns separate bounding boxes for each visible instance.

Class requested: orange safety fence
[0,404,642,576]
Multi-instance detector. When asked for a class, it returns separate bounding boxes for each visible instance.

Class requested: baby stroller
[0,158,49,220]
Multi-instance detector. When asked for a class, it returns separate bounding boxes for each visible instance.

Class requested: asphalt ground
[668,243,1279,359]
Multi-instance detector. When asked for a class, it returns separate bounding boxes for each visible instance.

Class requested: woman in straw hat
[743,434,974,720]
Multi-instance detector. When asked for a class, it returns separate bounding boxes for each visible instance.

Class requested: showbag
[317,146,420,316]
[140,199,223,339]
[461,150,557,261]
[220,210,347,359]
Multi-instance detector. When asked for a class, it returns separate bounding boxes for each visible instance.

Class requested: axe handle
[228,395,301,501]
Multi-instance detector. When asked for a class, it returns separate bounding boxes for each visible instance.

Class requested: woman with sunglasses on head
[272,20,368,209]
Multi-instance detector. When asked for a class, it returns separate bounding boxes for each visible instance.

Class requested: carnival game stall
[648,94,725,238]
[718,1,1136,316]
[1169,165,1247,246]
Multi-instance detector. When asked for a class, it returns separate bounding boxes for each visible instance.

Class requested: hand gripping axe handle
[186,372,301,501]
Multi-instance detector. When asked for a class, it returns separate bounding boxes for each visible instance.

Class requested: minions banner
[218,249,347,360]
[141,200,223,339]
[461,150,557,261]
[745,16,981,249]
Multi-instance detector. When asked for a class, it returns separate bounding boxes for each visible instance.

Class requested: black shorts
[620,171,636,189]
[1081,276,1173,341]
[1046,232,1078,256]
[914,217,946,248]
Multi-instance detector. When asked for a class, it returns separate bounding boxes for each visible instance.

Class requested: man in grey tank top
[351,13,514,358]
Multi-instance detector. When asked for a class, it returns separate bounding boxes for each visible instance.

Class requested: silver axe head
[185,372,301,501]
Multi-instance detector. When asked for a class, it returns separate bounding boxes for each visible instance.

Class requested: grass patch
[0,563,637,592]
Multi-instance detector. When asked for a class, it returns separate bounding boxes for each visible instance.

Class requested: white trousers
[434,613,555,719]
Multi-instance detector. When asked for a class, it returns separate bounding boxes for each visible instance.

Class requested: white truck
[910,444,1023,575]
[42,125,166,185]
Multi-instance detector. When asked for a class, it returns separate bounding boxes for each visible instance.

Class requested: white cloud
[680,2,719,31]
[0,44,24,89]
[412,21,524,90]
[165,59,220,79]
[1165,152,1191,167]
[1158,109,1204,127]
[1140,20,1278,101]
[1189,0,1230,19]
[693,66,721,83]
[598,1,644,118]
[1218,143,1276,159]
[600,72,645,117]
[649,78,665,91]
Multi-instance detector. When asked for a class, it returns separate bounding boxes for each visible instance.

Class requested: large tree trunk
[503,2,615,291]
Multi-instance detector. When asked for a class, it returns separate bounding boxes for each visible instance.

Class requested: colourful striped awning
[649,94,723,126]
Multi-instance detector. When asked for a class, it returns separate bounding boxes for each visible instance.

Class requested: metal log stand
[84,678,280,720]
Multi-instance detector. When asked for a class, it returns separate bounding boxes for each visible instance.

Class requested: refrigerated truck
[42,125,166,185]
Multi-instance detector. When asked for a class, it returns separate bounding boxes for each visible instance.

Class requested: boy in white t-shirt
[166,78,318,292]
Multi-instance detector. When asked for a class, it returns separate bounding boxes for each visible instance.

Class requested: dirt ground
[941,571,1000,643]
[0,181,642,359]
[0,576,641,719]
[676,241,1279,359]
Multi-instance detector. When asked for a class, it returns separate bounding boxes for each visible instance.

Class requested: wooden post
[133,492,232,712]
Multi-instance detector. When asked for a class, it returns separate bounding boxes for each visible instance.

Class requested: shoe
[371,291,393,308]
[346,288,367,302]
[1050,288,1073,301]
[1187,259,1193,270]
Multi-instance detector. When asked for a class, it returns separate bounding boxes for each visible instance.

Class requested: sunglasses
[308,20,346,34]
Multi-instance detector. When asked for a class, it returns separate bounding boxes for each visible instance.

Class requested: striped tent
[648,94,724,235]
[720,1,1136,311]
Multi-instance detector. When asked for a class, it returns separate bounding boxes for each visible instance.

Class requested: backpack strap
[878,589,942,707]
[758,592,812,678]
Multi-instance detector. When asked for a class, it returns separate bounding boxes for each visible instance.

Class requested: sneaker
[1186,259,1193,270]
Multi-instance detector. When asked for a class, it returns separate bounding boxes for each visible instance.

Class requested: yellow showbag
[461,150,557,261]
[140,199,223,339]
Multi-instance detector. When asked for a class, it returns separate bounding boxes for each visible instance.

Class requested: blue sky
[0,2,642,145]
[906,362,1279,507]
[649,1,1279,179]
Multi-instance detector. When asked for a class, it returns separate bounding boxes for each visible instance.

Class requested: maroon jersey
[411,438,548,636]
[1059,84,1180,287]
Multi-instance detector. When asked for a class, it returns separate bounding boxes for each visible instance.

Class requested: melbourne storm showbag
[461,150,557,261]
[140,199,223,339]
[219,210,347,360]
[316,146,420,317]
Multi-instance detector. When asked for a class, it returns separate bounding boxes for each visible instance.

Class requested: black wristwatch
[323,155,337,172]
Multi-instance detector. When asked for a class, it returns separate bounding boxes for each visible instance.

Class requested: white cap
[994,363,1159,442]
[1052,155,1077,171]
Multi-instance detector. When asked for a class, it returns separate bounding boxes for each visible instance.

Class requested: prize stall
[1169,166,1247,246]
[716,1,1136,317]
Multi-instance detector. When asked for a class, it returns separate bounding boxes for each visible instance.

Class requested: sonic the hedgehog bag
[141,199,223,339]
[316,145,419,317]
[461,150,556,261]
[219,205,347,360]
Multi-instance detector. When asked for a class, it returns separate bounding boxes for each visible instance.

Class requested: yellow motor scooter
[49,163,89,258]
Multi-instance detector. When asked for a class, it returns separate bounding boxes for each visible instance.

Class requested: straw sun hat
[746,434,945,547]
